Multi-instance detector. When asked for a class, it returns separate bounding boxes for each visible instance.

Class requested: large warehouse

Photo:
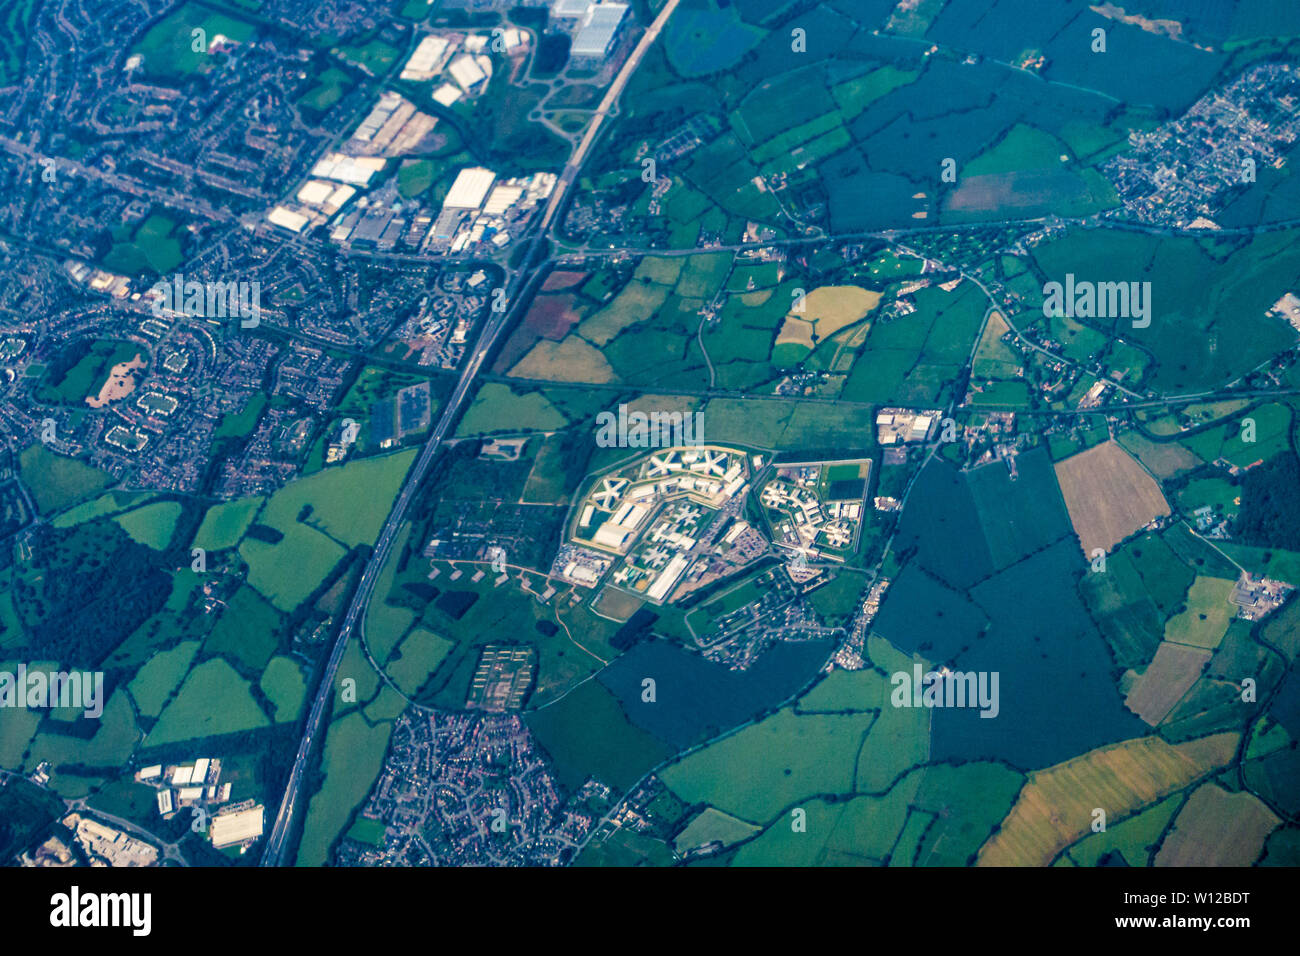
[571,2,628,61]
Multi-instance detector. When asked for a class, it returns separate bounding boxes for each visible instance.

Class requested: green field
[1060,793,1184,866]
[1032,230,1300,393]
[204,586,282,672]
[385,628,455,697]
[127,640,200,718]
[112,501,182,550]
[674,806,761,854]
[295,711,396,866]
[458,385,568,434]
[239,451,413,611]
[19,444,114,515]
[193,496,264,551]
[213,392,268,440]
[842,283,987,406]
[339,39,401,75]
[240,523,345,612]
[23,692,140,778]
[661,706,879,824]
[1163,576,1236,650]
[299,66,352,113]
[103,214,184,275]
[146,659,270,746]
[1180,403,1291,468]
[258,449,416,547]
[134,4,258,79]
[527,679,672,792]
[37,339,144,405]
[260,656,307,723]
[50,491,155,528]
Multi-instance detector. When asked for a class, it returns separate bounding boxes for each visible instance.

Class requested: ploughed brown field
[1055,440,1170,555]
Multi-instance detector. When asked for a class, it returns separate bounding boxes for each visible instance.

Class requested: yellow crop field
[509,336,617,383]
[775,285,880,351]
[977,732,1238,866]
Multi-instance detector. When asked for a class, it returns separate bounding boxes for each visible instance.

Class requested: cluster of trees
[611,608,659,650]
[14,521,169,667]
[32,339,93,401]
[1236,453,1300,550]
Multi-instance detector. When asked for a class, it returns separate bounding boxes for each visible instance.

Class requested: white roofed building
[572,2,628,60]
[210,805,265,849]
[400,34,453,81]
[266,206,309,233]
[442,167,496,210]
[433,83,463,106]
[448,53,488,92]
[483,184,525,216]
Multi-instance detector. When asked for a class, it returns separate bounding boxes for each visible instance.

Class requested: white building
[210,805,266,849]
[572,2,628,60]
[442,167,497,210]
[400,34,453,81]
[447,53,490,92]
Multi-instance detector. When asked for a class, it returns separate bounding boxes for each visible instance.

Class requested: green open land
[296,710,399,867]
[1162,576,1236,650]
[674,807,761,854]
[661,636,931,827]
[842,282,987,406]
[385,628,455,697]
[146,659,270,746]
[260,656,307,723]
[35,339,145,405]
[257,449,416,548]
[1060,793,1183,867]
[458,384,568,434]
[239,451,413,611]
[112,501,182,551]
[133,3,258,79]
[728,759,1023,866]
[19,444,114,515]
[193,496,264,551]
[49,491,153,529]
[240,523,344,612]
[214,392,267,441]
[361,526,415,664]
[23,692,139,785]
[527,679,672,793]
[1080,532,1194,670]
[103,214,185,275]
[662,707,879,824]
[299,65,353,114]
[1180,403,1291,469]
[128,640,200,718]
[1117,430,1203,480]
[204,585,282,673]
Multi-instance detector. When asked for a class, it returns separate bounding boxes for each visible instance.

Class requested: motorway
[260,1,690,865]
[259,264,534,864]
